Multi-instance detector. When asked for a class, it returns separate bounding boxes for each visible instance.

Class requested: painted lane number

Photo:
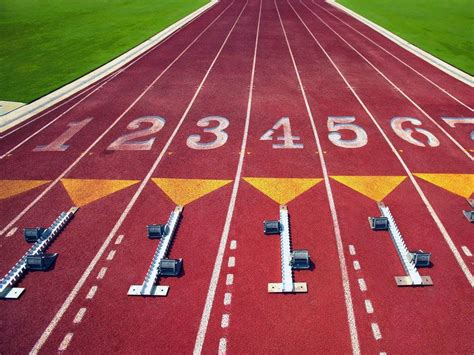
[260,117,303,149]
[187,116,229,150]
[327,116,368,148]
[34,118,93,152]
[107,116,165,151]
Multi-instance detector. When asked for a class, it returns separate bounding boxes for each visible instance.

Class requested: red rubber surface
[0,0,472,353]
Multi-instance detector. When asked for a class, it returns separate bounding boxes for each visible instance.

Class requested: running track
[0,0,472,353]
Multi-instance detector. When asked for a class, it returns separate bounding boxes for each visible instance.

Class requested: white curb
[0,0,219,133]
[327,0,473,87]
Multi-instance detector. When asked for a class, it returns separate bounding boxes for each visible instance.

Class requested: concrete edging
[327,0,473,87]
[0,0,219,133]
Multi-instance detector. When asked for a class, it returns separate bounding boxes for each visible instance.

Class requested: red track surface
[0,0,472,353]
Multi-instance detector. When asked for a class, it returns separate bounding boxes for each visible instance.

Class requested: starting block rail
[128,206,183,297]
[0,207,79,299]
[377,203,432,287]
[266,205,308,293]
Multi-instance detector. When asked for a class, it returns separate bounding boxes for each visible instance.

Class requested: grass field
[337,0,474,75]
[0,0,208,103]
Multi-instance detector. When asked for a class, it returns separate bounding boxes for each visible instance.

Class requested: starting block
[0,207,79,299]
[128,206,183,297]
[371,203,432,287]
[463,199,474,223]
[264,205,310,293]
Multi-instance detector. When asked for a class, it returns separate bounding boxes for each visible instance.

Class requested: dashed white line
[230,240,237,250]
[226,274,234,286]
[86,286,98,300]
[223,292,232,306]
[371,323,382,340]
[221,314,230,328]
[364,299,374,314]
[58,333,73,351]
[73,308,87,324]
[115,234,124,245]
[462,246,472,257]
[106,250,116,261]
[96,267,108,280]
[228,257,235,268]
[6,227,17,237]
[353,260,360,270]
[218,337,227,354]
[358,278,367,292]
[349,245,356,255]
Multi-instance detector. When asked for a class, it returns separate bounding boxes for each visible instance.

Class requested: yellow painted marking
[61,179,139,207]
[0,180,50,200]
[331,176,407,202]
[243,177,322,204]
[414,173,474,198]
[152,178,232,205]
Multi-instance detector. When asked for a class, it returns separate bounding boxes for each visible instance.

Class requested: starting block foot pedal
[0,287,25,299]
[268,282,307,293]
[128,285,169,297]
[395,276,433,287]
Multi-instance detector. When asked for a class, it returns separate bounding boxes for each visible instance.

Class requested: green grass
[0,0,208,103]
[337,0,474,75]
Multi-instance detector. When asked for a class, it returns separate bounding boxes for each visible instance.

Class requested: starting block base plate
[0,287,25,299]
[395,276,433,287]
[127,285,169,297]
[268,282,307,293]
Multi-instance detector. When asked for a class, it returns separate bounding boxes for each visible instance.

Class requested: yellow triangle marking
[0,180,50,200]
[243,177,322,204]
[331,175,407,202]
[414,173,474,198]
[152,178,232,205]
[61,179,140,207]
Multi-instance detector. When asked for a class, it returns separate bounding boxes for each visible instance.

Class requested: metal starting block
[375,202,433,287]
[0,207,79,299]
[128,206,183,297]
[463,200,474,223]
[265,205,309,294]
[368,216,389,231]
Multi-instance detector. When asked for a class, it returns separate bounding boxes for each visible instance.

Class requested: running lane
[301,0,473,152]
[0,1,248,353]
[25,0,259,353]
[200,0,354,353]
[310,0,473,105]
[281,0,472,353]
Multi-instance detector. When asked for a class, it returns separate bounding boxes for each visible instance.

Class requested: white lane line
[349,245,356,255]
[300,0,473,160]
[96,267,108,280]
[228,256,235,268]
[6,227,17,237]
[371,323,382,340]
[106,250,116,261]
[380,352,387,355]
[311,0,472,111]
[218,337,227,354]
[276,2,360,354]
[58,333,73,351]
[289,0,474,287]
[221,314,230,328]
[224,292,232,306]
[31,4,249,354]
[73,308,87,324]
[194,2,261,353]
[462,246,472,257]
[85,286,98,300]
[364,299,374,314]
[0,0,237,237]
[0,0,222,140]
[114,234,124,245]
[230,240,237,250]
[358,278,367,292]
[353,260,360,270]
